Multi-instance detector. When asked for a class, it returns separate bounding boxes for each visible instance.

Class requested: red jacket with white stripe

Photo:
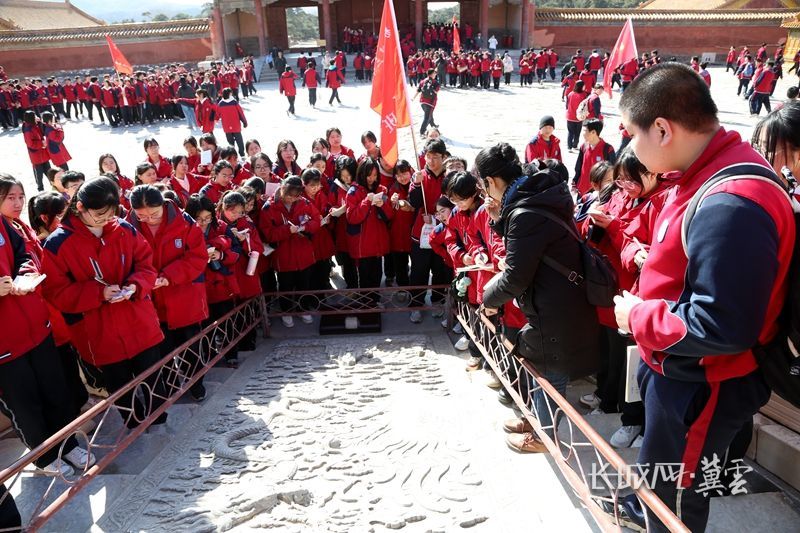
[216,98,248,133]
[628,129,795,383]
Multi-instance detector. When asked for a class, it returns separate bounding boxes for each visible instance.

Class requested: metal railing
[0,296,265,532]
[455,300,689,533]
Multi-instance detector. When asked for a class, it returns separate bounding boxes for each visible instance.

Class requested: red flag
[603,18,638,99]
[105,35,133,76]
[452,16,461,55]
[370,0,411,167]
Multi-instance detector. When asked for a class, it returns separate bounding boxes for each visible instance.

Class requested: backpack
[576,97,590,121]
[683,162,800,408]
[514,207,618,308]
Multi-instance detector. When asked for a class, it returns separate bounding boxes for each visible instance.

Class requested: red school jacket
[628,128,795,384]
[279,72,299,97]
[199,180,232,206]
[203,220,240,304]
[304,68,319,89]
[44,123,71,167]
[41,214,164,367]
[327,180,350,254]
[303,190,336,262]
[217,98,248,133]
[524,133,562,164]
[0,217,51,364]
[387,182,414,253]
[168,173,206,206]
[221,214,264,299]
[125,201,209,329]
[325,69,343,90]
[408,167,446,242]
[445,206,480,304]
[23,123,49,166]
[428,222,453,269]
[345,183,393,259]
[259,193,320,272]
[146,155,173,180]
[176,97,217,133]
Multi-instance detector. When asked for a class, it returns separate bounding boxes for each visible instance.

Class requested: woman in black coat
[477,143,599,453]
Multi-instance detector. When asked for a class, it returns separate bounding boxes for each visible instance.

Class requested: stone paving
[92,333,592,532]
[0,65,791,200]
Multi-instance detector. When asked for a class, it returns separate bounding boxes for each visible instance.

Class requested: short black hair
[582,118,603,135]
[423,138,447,156]
[620,63,718,133]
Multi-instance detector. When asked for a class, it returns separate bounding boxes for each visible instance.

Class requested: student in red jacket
[387,161,415,287]
[524,115,562,163]
[573,118,616,196]
[428,196,454,273]
[325,127,354,159]
[565,80,588,151]
[218,189,263,355]
[184,136,202,173]
[176,89,217,134]
[27,190,90,413]
[41,111,71,170]
[304,65,320,108]
[250,152,277,187]
[613,64,795,532]
[259,176,320,326]
[0,177,94,476]
[143,138,173,180]
[100,80,120,128]
[217,88,248,156]
[325,64,344,106]
[126,186,209,401]
[279,67,299,116]
[21,111,50,191]
[301,169,335,293]
[327,156,357,289]
[99,153,134,208]
[346,157,393,306]
[408,138,449,322]
[41,177,169,430]
[750,59,776,116]
[272,139,303,178]
[135,162,159,187]
[199,160,234,205]
[168,154,206,207]
[185,194,240,361]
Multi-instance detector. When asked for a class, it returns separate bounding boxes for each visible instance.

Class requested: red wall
[533,23,788,58]
[2,37,212,77]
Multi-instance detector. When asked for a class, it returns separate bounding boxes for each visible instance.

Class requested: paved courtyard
[0,65,788,199]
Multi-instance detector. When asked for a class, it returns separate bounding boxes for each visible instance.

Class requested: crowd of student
[2,39,799,531]
[0,59,258,134]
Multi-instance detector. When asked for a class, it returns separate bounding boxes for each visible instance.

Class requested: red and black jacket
[345,183,393,259]
[125,200,209,329]
[259,193,320,272]
[42,213,164,367]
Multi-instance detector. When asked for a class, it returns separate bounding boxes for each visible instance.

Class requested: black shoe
[599,495,646,533]
[498,388,512,405]
[190,383,207,402]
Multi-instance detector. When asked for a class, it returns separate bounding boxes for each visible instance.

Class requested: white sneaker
[579,392,601,410]
[441,318,448,328]
[454,335,470,351]
[453,322,463,334]
[610,425,643,448]
[38,460,74,477]
[409,311,422,324]
[281,315,295,328]
[631,435,644,448]
[485,370,501,389]
[301,314,313,324]
[63,446,96,470]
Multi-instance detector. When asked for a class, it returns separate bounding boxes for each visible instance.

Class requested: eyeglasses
[81,208,115,225]
[135,209,163,223]
[614,179,642,191]
[254,164,270,171]
[195,215,213,225]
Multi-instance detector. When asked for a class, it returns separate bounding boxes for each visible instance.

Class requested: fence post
[258,294,271,338]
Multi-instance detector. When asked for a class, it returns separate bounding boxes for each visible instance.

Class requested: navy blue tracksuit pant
[636,363,770,532]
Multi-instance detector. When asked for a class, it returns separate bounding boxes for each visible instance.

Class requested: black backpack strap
[511,206,585,286]
[681,163,788,250]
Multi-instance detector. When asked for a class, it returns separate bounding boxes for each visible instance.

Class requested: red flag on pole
[603,18,638,99]
[370,0,411,167]
[452,15,461,55]
[105,35,133,76]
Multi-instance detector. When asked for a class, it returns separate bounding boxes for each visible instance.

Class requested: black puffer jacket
[483,168,599,378]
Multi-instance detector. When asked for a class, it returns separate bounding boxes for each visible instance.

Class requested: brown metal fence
[454,299,689,532]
